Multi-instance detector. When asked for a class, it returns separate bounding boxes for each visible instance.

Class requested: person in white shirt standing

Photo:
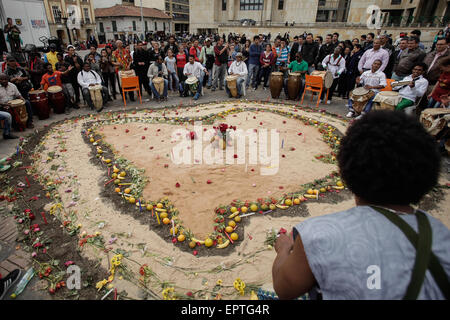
[183,55,209,100]
[225,53,248,99]
[346,59,387,119]
[77,62,109,111]
[393,62,428,111]
[321,46,346,104]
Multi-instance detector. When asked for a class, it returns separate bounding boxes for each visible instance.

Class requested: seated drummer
[393,62,429,111]
[284,52,308,100]
[5,56,33,100]
[41,62,77,111]
[225,52,248,99]
[0,73,34,130]
[77,62,110,112]
[183,55,209,100]
[346,59,387,119]
[147,55,169,102]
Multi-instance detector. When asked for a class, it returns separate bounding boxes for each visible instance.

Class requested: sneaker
[193,93,200,100]
[0,269,22,300]
[346,111,355,118]
[3,134,19,139]
[326,100,331,105]
[253,87,257,91]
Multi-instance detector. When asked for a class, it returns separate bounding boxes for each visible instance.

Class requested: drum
[420,108,450,137]
[152,77,165,96]
[185,76,199,95]
[226,74,239,97]
[89,85,104,112]
[270,72,283,99]
[310,70,334,89]
[8,99,28,131]
[287,72,302,100]
[373,91,402,111]
[349,87,375,114]
[47,85,65,114]
[29,90,50,120]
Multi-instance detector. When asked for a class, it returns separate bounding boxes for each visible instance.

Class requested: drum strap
[327,55,342,66]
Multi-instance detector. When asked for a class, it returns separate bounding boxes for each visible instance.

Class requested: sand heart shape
[97,107,337,239]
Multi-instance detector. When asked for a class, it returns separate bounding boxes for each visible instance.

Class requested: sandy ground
[32,101,450,300]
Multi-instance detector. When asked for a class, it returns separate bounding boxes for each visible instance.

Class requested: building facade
[94,5,171,43]
[43,0,97,45]
[190,0,450,43]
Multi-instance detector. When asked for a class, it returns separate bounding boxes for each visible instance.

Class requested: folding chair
[381,79,395,92]
[121,76,142,107]
[301,75,324,108]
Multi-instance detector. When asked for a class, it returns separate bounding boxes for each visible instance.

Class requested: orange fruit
[225,226,234,233]
[250,204,258,212]
[241,206,248,213]
[156,203,163,209]
[320,188,327,193]
[230,233,238,241]
[162,218,170,225]
[119,171,126,177]
[284,199,292,206]
[115,188,120,193]
[128,197,136,204]
[124,188,131,194]
[146,204,153,211]
[293,198,301,205]
[177,234,186,242]
[230,207,238,213]
[159,212,168,220]
[336,181,343,187]
[189,241,196,248]
[228,220,236,228]
[307,189,314,195]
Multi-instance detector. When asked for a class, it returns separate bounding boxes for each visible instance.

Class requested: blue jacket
[249,44,263,65]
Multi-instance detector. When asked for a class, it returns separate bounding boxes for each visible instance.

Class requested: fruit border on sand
[80,102,350,256]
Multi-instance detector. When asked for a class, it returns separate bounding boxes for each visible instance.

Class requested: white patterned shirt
[0,82,22,104]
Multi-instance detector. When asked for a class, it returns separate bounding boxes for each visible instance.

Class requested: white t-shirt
[395,75,429,102]
[0,82,21,104]
[164,56,177,73]
[183,61,205,79]
[359,69,387,93]
[228,60,248,80]
[77,70,103,89]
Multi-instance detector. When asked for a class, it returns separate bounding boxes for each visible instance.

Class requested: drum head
[8,99,24,106]
[324,71,334,88]
[352,87,370,95]
[289,72,301,77]
[272,72,283,76]
[48,85,62,93]
[30,90,45,95]
[311,71,325,76]
[185,77,198,85]
[378,91,399,97]
[226,75,238,81]
[153,77,164,84]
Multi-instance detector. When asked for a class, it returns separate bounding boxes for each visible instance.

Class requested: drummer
[183,55,209,100]
[320,46,346,104]
[284,52,308,100]
[77,62,110,111]
[0,73,34,130]
[346,59,387,119]
[40,63,77,110]
[147,55,169,102]
[225,52,248,99]
[393,62,429,111]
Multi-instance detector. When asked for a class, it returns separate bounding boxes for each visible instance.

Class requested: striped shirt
[276,46,290,66]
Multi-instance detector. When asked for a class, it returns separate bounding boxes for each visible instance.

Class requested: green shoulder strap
[371,206,450,300]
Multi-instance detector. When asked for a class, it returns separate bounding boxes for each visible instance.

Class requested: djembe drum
[47,85,65,114]
[185,77,199,96]
[152,77,165,96]
[420,108,450,137]
[225,74,239,97]
[7,99,28,131]
[270,72,284,99]
[349,87,375,114]
[89,84,104,111]
[373,91,402,111]
[29,90,50,120]
[287,72,302,100]
[310,70,334,89]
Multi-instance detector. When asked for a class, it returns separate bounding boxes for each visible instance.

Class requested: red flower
[144,128,148,131]
[142,136,145,140]
[298,133,302,136]
[207,180,212,184]
[28,213,35,220]
[233,154,238,159]
[172,237,177,244]
[188,131,196,140]
[218,123,228,133]
[175,182,181,188]
[186,291,193,297]
[279,228,287,234]
[193,250,198,256]
[125,129,129,133]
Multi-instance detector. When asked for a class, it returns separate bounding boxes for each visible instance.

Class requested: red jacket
[189,46,201,62]
[260,51,276,66]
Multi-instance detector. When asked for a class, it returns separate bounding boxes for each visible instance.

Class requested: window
[99,22,104,33]
[163,22,166,31]
[133,20,136,31]
[391,0,401,4]
[278,0,284,10]
[83,8,90,24]
[52,6,61,23]
[222,0,227,10]
[112,21,117,32]
[145,21,148,32]
[155,21,157,30]
[240,0,264,11]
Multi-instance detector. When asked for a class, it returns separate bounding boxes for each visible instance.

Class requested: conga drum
[419,108,450,137]
[226,74,239,97]
[349,87,375,114]
[310,70,334,89]
[152,77,165,96]
[270,72,283,99]
[8,99,28,131]
[47,86,65,114]
[373,91,402,111]
[89,85,104,111]
[185,77,199,95]
[287,72,302,100]
[29,90,50,120]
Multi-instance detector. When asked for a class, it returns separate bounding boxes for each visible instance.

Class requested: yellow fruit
[225,226,234,233]
[307,189,314,195]
[124,188,131,194]
[336,181,343,187]
[284,199,292,206]
[241,206,248,213]
[230,207,238,213]
[162,218,170,225]
[230,233,239,241]
[113,167,119,173]
[115,188,120,193]
[119,171,126,177]
[160,212,168,220]
[111,173,118,179]
[97,149,103,154]
[234,216,241,223]
[205,238,213,247]
[320,187,327,193]
[293,198,301,205]
[114,179,120,185]
[129,197,136,204]
[156,203,163,209]
[189,241,196,248]
[170,227,178,235]
[269,204,276,210]
[228,220,236,228]
[313,189,319,195]
[146,204,153,211]
[90,138,94,143]
[105,159,111,164]
[250,204,258,212]
[177,234,186,242]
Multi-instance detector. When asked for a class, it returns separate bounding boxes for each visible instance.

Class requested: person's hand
[89,84,95,87]
[356,77,361,84]
[440,94,449,106]
[68,65,74,71]
[205,70,209,76]
[364,85,371,90]
[409,81,415,88]
[274,232,294,254]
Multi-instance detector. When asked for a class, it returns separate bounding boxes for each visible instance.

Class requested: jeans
[348,96,376,113]
[427,97,445,108]
[183,77,203,97]
[202,67,213,87]
[257,66,271,87]
[0,111,12,136]
[82,86,109,110]
[167,71,179,91]
[246,64,260,88]
[225,77,245,97]
[149,78,169,98]
[212,64,226,89]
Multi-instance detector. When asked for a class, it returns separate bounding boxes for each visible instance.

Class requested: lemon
[205,238,213,247]
[115,188,120,193]
[336,181,343,187]
[307,189,314,195]
[225,226,234,233]
[293,198,301,205]
[250,204,258,212]
[129,197,136,204]
[234,216,241,222]
[189,241,196,248]
[90,138,94,143]
[230,207,238,213]
[160,212,168,219]
[146,204,153,211]
[177,234,186,242]
[156,203,164,209]
[124,188,131,194]
[230,233,239,241]
[241,206,248,213]
[97,149,103,154]
[228,220,236,228]
[170,227,178,235]
[119,171,126,177]
[162,218,170,225]
[320,187,327,193]
[285,199,292,206]
[105,159,111,164]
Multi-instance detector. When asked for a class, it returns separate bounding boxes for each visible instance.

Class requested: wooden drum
[47,85,65,114]
[270,72,283,99]
[349,87,375,114]
[226,74,239,97]
[8,99,28,131]
[29,90,50,120]
[287,72,301,100]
